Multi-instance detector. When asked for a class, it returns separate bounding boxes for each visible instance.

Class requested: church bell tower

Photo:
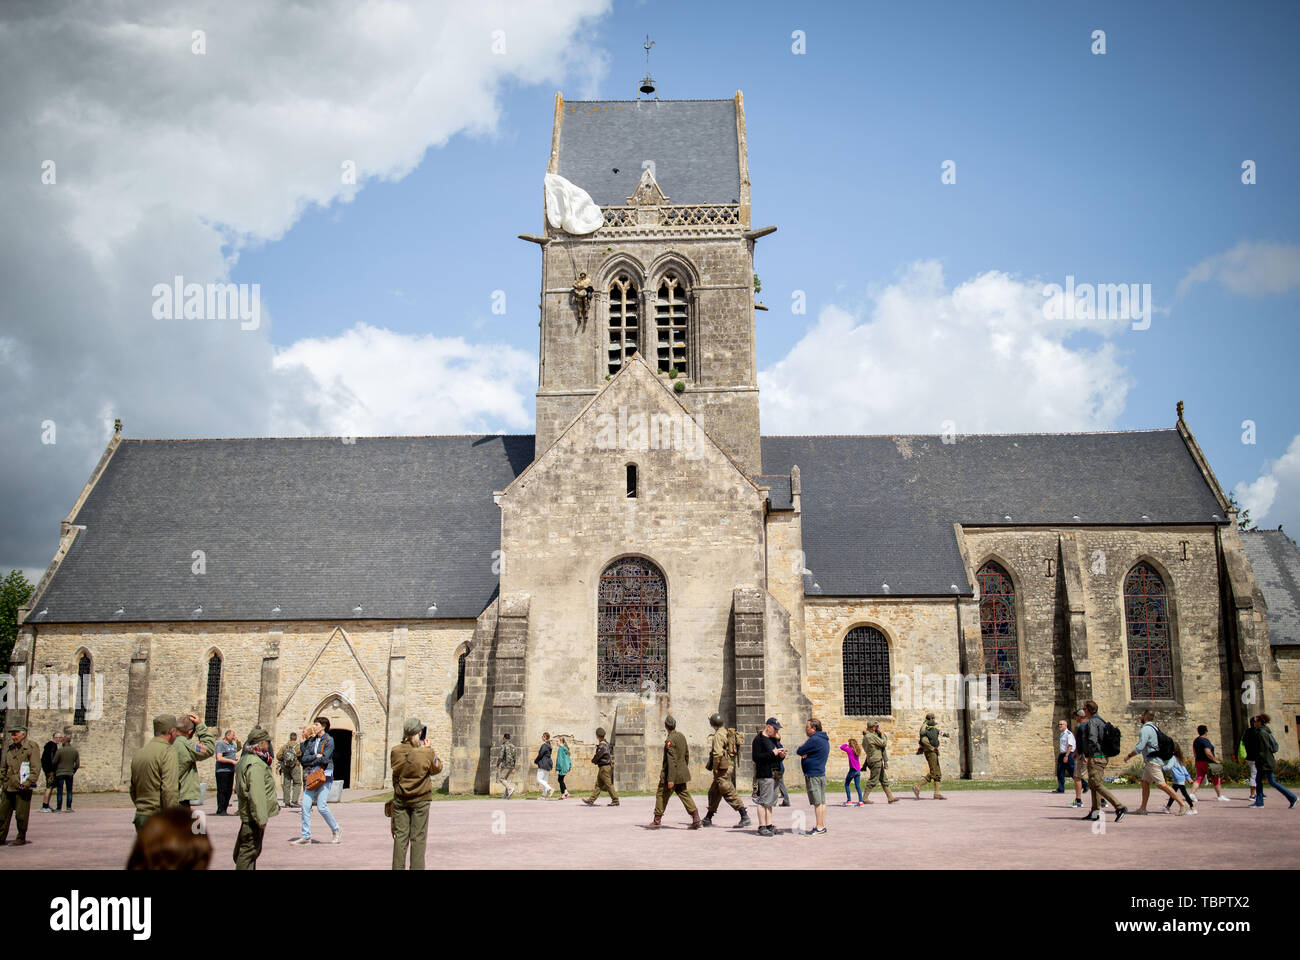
[523,89,771,477]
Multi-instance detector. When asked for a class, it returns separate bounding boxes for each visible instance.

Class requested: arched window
[842,626,890,716]
[73,652,92,725]
[204,653,222,727]
[654,272,690,376]
[1125,561,1173,700]
[978,561,1020,700]
[607,274,639,375]
[597,558,668,693]
[456,649,467,701]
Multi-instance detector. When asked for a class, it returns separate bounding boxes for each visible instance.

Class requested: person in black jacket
[39,733,61,813]
[751,719,787,837]
[533,732,555,798]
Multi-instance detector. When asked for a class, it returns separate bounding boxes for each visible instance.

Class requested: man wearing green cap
[130,716,179,831]
[390,718,442,870]
[0,726,41,845]
[647,715,701,830]
[234,726,279,870]
[172,712,216,808]
[911,713,946,800]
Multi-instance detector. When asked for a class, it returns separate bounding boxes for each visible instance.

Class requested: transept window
[73,652,91,725]
[1124,561,1174,700]
[204,652,222,727]
[978,561,1021,700]
[596,558,668,694]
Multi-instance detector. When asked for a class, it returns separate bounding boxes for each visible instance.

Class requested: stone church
[12,91,1297,795]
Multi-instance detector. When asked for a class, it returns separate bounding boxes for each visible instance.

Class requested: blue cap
[765,717,781,730]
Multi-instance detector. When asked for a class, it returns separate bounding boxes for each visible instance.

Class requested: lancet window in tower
[608,274,639,375]
[655,273,689,376]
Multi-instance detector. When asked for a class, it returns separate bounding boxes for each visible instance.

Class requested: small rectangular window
[626,464,637,498]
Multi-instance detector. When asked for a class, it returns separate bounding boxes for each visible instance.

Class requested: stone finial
[113,418,122,434]
[1176,400,1184,423]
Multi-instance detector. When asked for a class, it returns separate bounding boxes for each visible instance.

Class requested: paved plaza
[5,786,1298,869]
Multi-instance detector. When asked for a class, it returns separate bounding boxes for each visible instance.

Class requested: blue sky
[4,0,1298,574]
[233,0,1299,510]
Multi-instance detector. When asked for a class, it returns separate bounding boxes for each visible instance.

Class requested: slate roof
[556,99,740,206]
[753,475,793,511]
[32,436,533,624]
[32,428,1228,623]
[761,431,1227,598]
[1241,530,1300,647]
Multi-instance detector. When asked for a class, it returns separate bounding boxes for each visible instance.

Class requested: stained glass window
[978,561,1020,700]
[204,653,222,728]
[597,558,668,693]
[1125,562,1173,700]
[843,626,890,716]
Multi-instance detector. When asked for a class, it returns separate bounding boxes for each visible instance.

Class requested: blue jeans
[1254,768,1297,806]
[1056,754,1075,791]
[844,770,862,801]
[301,778,339,837]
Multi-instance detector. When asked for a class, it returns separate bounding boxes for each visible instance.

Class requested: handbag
[304,740,327,791]
[1208,762,1223,777]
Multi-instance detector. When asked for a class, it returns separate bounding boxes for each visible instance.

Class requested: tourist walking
[172,713,215,809]
[39,733,60,814]
[702,713,748,827]
[862,721,898,803]
[495,732,518,799]
[1239,728,1256,801]
[646,715,700,829]
[1122,710,1186,815]
[233,726,279,870]
[534,732,555,798]
[53,734,79,812]
[1071,709,1090,808]
[1163,742,1197,814]
[555,737,572,799]
[751,718,787,836]
[214,729,238,815]
[1077,700,1127,822]
[277,732,302,807]
[1190,725,1228,801]
[1245,714,1297,809]
[583,727,619,806]
[796,718,830,836]
[295,717,341,844]
[840,738,863,805]
[390,717,442,870]
[0,726,42,845]
[1055,719,1076,793]
[129,716,179,832]
[911,713,946,799]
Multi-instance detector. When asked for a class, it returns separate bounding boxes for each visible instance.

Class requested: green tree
[0,569,35,675]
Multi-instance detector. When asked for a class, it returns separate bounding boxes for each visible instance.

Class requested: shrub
[673,380,685,394]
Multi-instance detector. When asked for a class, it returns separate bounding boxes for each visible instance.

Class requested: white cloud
[759,261,1130,434]
[1177,241,1300,298]
[1235,434,1300,533]
[272,323,535,437]
[0,0,610,570]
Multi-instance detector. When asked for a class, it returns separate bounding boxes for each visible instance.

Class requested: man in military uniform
[647,715,701,829]
[911,713,946,800]
[278,732,303,807]
[234,726,279,870]
[702,713,750,828]
[571,272,593,321]
[0,726,42,845]
[130,715,179,831]
[172,712,215,809]
[583,726,619,806]
[390,717,442,870]
[861,721,898,803]
[495,732,518,799]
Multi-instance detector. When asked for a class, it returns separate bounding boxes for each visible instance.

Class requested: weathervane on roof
[638,34,656,98]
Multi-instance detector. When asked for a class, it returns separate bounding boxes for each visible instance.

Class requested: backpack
[1100,720,1123,757]
[724,728,740,761]
[281,743,299,768]
[1150,724,1176,762]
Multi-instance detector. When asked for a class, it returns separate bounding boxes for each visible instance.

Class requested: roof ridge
[564,98,733,104]
[763,428,1177,439]
[124,434,535,443]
